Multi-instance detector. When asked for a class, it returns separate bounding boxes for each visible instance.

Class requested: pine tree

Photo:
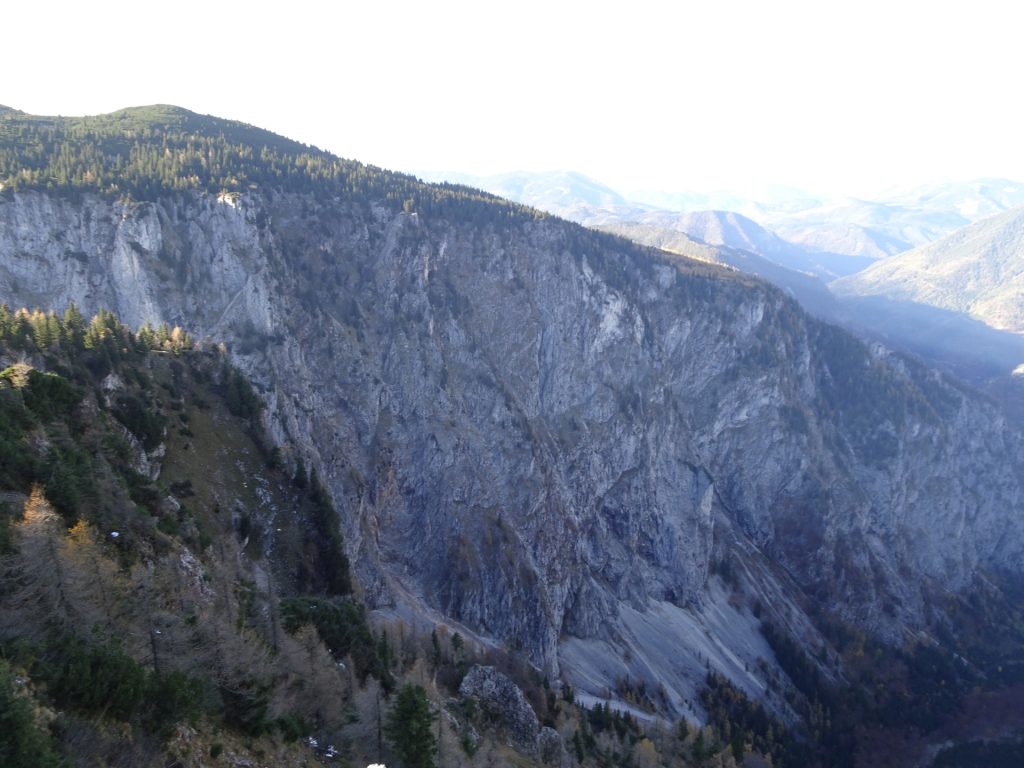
[136,321,156,349]
[384,683,436,768]
[0,659,62,768]
[62,302,85,350]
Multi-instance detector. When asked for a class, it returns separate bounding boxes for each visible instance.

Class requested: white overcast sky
[4,0,1022,199]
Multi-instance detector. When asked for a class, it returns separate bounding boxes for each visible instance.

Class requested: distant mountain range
[889,177,1024,220]
[763,199,955,259]
[421,169,1024,264]
[833,205,1024,334]
[761,178,1024,258]
[416,169,650,224]
[625,209,874,279]
[419,171,870,279]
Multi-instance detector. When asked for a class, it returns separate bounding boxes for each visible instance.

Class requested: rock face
[538,727,567,766]
[459,666,541,757]
[3,188,1024,718]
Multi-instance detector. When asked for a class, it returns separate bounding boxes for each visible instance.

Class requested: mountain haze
[761,180,1024,260]
[628,209,873,279]
[889,177,1024,221]
[416,170,650,224]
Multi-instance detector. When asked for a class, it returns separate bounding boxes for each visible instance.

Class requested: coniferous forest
[0,104,545,225]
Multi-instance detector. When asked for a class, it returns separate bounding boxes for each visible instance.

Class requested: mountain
[0,310,614,767]
[0,312,367,766]
[826,205,1024,412]
[596,221,837,317]
[628,209,874,279]
[424,171,1024,270]
[610,188,759,214]
[417,169,650,224]
[888,177,1024,221]
[421,172,874,280]
[762,198,967,258]
[832,206,1024,333]
[772,217,915,259]
[760,180,1024,260]
[4,106,1024,765]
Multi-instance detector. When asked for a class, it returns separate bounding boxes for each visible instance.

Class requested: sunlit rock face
[3,188,1024,718]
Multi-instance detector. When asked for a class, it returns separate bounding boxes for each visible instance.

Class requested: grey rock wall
[3,189,1023,718]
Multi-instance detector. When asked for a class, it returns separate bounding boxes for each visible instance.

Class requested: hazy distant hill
[773,217,915,259]
[416,169,650,223]
[832,205,1024,333]
[631,209,873,279]
[765,198,968,258]
[889,177,1024,220]
[764,179,1024,259]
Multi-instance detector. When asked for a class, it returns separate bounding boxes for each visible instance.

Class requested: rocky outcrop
[3,188,1024,719]
[538,727,568,766]
[459,666,542,757]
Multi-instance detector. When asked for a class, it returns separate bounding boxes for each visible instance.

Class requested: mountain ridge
[4,185,1021,705]
[4,106,1024,765]
[833,205,1024,333]
[629,208,874,279]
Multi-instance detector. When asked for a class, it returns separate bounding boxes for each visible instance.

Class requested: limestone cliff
[3,188,1023,719]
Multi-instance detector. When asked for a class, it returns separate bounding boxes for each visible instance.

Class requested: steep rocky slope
[0,316,357,767]
[3,109,1024,758]
[3,184,1024,719]
[4,313,646,768]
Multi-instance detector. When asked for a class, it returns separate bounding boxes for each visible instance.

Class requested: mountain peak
[0,103,317,159]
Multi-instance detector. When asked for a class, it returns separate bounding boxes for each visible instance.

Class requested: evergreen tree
[0,659,62,768]
[573,729,586,763]
[384,684,436,768]
[62,302,85,350]
[307,468,351,595]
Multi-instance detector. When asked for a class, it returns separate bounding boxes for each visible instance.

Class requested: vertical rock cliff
[3,185,1024,718]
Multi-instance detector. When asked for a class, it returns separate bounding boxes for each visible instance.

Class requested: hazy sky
[5,0,1021,199]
